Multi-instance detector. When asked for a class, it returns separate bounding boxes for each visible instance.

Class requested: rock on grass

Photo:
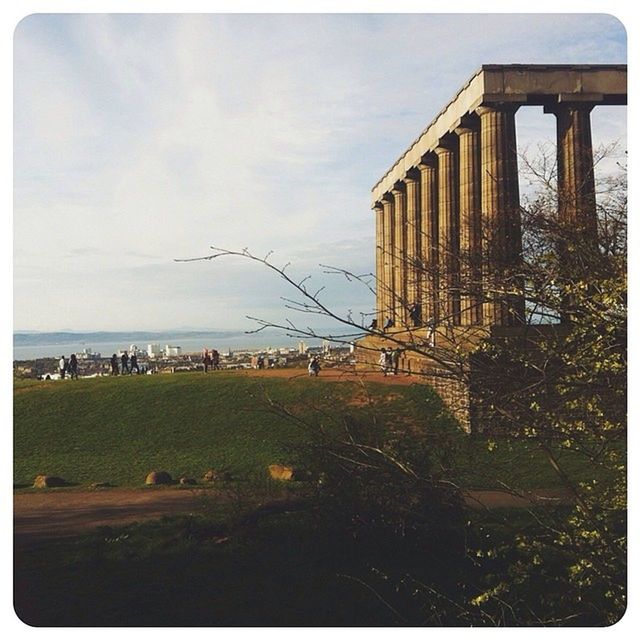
[33,475,66,488]
[145,470,173,485]
[268,464,294,481]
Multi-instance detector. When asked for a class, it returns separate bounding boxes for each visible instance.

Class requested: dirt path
[14,486,571,549]
[13,488,216,548]
[237,366,419,385]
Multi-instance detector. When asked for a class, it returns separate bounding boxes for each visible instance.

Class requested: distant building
[298,341,306,355]
[129,344,140,355]
[77,348,101,360]
[164,345,182,357]
[147,344,162,358]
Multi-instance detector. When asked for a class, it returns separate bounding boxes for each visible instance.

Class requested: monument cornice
[371,64,627,206]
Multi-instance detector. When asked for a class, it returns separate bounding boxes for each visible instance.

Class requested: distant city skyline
[12,326,348,360]
[14,13,627,332]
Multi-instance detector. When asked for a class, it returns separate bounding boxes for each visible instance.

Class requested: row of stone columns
[374,101,597,330]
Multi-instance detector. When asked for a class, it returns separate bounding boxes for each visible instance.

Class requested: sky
[13,12,627,333]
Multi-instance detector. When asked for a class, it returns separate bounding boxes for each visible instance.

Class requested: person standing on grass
[212,349,220,370]
[121,351,129,375]
[69,353,78,379]
[110,353,119,375]
[385,349,394,375]
[203,349,212,373]
[379,348,388,376]
[59,355,66,379]
[130,352,140,374]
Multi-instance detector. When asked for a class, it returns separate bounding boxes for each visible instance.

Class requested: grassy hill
[14,370,605,491]
[13,372,454,488]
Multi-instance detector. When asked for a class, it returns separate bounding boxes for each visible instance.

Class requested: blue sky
[13,13,627,332]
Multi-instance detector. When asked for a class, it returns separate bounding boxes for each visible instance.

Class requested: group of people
[368,302,423,332]
[202,348,220,373]
[110,351,142,375]
[58,354,79,379]
[379,347,402,376]
[369,316,397,332]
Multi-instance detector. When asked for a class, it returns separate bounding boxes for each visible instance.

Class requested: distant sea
[13,329,356,360]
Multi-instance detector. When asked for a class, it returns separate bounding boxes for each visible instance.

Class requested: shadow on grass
[14,511,405,627]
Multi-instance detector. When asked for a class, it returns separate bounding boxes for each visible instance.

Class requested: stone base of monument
[356,323,568,433]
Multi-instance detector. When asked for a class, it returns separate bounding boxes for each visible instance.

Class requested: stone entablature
[372,64,626,205]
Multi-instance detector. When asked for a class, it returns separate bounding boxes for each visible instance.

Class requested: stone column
[373,202,385,326]
[404,171,421,326]
[476,104,524,326]
[550,102,598,248]
[434,141,460,326]
[381,195,395,326]
[456,119,482,325]
[417,157,438,326]
[391,184,407,326]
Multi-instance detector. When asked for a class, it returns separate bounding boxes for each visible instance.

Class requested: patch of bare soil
[13,487,218,548]
[238,367,419,386]
[461,488,572,510]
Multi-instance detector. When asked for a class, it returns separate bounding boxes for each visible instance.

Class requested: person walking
[308,355,321,377]
[59,355,67,379]
[130,352,140,374]
[120,351,129,375]
[391,347,402,375]
[110,354,119,375]
[211,349,220,370]
[203,349,212,373]
[68,353,78,379]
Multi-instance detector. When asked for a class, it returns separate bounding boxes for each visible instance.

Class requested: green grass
[14,371,611,490]
[15,372,347,487]
[15,372,453,488]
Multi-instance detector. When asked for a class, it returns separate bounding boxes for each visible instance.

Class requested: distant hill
[13,330,248,347]
[13,327,353,347]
